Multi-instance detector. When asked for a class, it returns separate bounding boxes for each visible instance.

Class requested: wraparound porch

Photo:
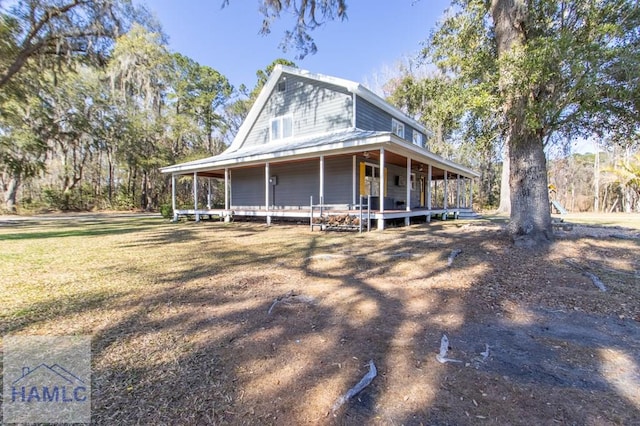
[172,203,475,231]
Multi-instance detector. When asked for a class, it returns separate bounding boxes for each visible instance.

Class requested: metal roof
[160,128,479,179]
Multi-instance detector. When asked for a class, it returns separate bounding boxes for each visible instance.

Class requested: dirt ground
[1,215,639,425]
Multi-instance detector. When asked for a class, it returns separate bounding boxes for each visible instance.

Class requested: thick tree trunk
[4,174,20,212]
[491,0,552,247]
[507,121,553,246]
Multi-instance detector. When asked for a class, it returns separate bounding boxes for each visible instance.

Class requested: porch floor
[173,206,475,230]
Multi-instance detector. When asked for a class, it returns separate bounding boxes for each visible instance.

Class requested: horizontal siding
[270,161,320,207]
[324,156,353,204]
[229,157,356,208]
[356,96,426,146]
[385,163,408,204]
[230,167,264,208]
[230,160,436,209]
[356,97,391,132]
[243,75,353,149]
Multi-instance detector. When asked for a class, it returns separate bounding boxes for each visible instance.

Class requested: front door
[362,163,380,196]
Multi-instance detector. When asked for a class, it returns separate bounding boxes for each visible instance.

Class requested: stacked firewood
[313,214,361,227]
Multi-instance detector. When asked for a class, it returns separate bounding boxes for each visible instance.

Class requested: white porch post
[469,178,474,209]
[378,147,385,230]
[456,174,461,209]
[427,165,432,210]
[171,173,177,221]
[224,168,231,222]
[443,172,448,210]
[193,172,199,222]
[405,158,411,226]
[207,178,212,209]
[265,162,271,225]
[461,178,467,208]
[224,168,229,210]
[319,155,325,204]
[406,158,411,211]
[352,155,357,206]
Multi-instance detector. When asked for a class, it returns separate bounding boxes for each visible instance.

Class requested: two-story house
[160,65,479,229]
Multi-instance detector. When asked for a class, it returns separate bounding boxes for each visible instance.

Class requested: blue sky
[144,0,452,91]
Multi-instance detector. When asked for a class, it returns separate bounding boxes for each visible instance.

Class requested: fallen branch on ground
[564,259,607,292]
[268,291,316,314]
[447,249,462,267]
[332,360,377,413]
[436,334,462,364]
[589,260,640,278]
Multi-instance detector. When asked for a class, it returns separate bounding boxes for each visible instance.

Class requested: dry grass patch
[0,215,639,425]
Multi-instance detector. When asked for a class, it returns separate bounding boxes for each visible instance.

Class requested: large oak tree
[241,0,639,247]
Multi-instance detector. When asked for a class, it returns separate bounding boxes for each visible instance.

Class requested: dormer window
[277,79,286,92]
[270,115,293,141]
[392,118,405,138]
[413,130,424,147]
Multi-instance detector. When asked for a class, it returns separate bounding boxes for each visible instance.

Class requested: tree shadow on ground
[2,219,638,425]
[89,222,640,424]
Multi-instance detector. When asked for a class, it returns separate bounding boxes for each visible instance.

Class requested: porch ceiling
[190,151,452,181]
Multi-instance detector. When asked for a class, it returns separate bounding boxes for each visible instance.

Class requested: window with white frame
[270,115,293,141]
[391,118,405,138]
[412,130,424,147]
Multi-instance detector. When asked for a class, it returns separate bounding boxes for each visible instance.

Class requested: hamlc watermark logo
[3,335,91,423]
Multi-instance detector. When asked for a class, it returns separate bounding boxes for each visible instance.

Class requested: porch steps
[457,211,482,220]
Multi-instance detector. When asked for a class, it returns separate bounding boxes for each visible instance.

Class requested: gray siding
[230,158,354,208]
[270,161,319,207]
[385,163,409,205]
[324,157,353,204]
[230,159,431,209]
[243,75,353,148]
[356,97,391,132]
[356,96,426,146]
[230,167,265,208]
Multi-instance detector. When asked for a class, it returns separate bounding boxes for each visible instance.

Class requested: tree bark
[491,0,553,247]
[4,174,20,212]
[497,146,510,213]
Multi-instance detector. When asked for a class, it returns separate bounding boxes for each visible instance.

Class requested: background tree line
[0,0,292,213]
[1,0,638,226]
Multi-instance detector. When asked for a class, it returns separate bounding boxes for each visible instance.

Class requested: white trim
[456,174,461,208]
[379,148,385,213]
[406,158,411,211]
[224,168,229,210]
[427,165,432,209]
[193,172,199,221]
[265,162,270,209]
[392,118,405,139]
[319,155,325,203]
[444,172,448,209]
[412,130,424,148]
[161,132,479,179]
[171,174,176,212]
[269,115,294,142]
[352,155,356,205]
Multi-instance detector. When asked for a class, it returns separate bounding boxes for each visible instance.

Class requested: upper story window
[392,118,405,138]
[277,78,286,92]
[270,115,293,141]
[413,130,424,148]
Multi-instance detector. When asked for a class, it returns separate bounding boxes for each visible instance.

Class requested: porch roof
[160,128,479,179]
